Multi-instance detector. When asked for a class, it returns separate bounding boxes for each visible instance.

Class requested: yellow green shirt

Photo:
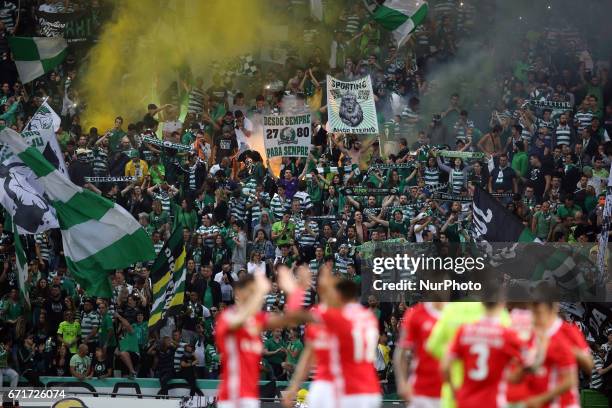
[58,321,81,353]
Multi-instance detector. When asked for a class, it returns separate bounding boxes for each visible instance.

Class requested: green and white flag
[11,220,30,307]
[327,75,379,135]
[8,37,68,84]
[149,228,187,332]
[0,127,156,297]
[372,0,429,47]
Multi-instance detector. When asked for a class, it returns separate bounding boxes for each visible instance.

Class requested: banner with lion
[326,75,379,135]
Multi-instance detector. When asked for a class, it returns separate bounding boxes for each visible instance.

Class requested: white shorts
[408,396,441,408]
[217,398,259,408]
[308,381,338,408]
[340,394,382,408]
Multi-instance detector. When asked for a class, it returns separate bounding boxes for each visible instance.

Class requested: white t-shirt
[235,117,254,151]
[415,224,437,243]
[247,261,266,275]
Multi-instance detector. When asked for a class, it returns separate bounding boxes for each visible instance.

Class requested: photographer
[178,343,204,396]
[148,336,176,396]
[182,291,210,344]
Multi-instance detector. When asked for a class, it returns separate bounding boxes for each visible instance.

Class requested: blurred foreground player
[215,270,305,408]
[313,265,382,408]
[521,302,580,408]
[283,294,335,407]
[442,302,528,408]
[284,265,382,408]
[394,302,445,408]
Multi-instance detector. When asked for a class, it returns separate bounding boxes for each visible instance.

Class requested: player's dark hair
[235,274,255,291]
[335,279,359,301]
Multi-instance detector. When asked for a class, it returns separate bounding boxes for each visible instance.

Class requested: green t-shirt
[264,337,286,365]
[286,339,304,365]
[307,180,323,203]
[61,277,77,299]
[533,211,553,240]
[5,299,23,321]
[182,130,196,145]
[511,151,529,178]
[150,164,166,185]
[203,285,214,309]
[58,321,81,353]
[69,354,91,376]
[173,204,198,231]
[149,210,170,231]
[99,313,117,347]
[119,330,139,353]
[389,219,409,236]
[556,204,581,219]
[133,322,148,348]
[109,129,127,153]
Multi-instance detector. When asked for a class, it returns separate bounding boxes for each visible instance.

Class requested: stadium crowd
[0,0,611,405]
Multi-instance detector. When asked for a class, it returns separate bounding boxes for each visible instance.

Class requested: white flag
[0,103,65,233]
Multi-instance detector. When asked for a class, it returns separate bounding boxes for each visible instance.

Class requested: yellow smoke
[79,0,273,132]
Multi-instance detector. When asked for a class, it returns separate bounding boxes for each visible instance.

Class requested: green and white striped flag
[148,228,187,332]
[372,0,429,47]
[11,220,30,308]
[0,127,156,297]
[8,37,67,84]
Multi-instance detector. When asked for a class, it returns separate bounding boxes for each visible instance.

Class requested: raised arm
[436,155,452,173]
[225,273,270,330]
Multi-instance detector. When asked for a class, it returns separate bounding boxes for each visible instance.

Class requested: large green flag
[0,127,155,297]
[372,0,428,47]
[148,228,187,332]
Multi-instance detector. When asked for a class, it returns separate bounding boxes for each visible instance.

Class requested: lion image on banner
[339,92,364,127]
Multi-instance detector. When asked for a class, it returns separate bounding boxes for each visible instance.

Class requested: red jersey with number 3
[449,317,525,408]
[305,306,333,382]
[314,303,381,395]
[215,310,268,402]
[398,302,443,397]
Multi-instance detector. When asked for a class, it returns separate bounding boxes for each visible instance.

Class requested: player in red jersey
[523,302,579,408]
[394,302,445,408]
[284,264,381,408]
[506,305,537,407]
[314,266,382,408]
[282,304,336,408]
[442,302,527,408]
[216,270,306,408]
